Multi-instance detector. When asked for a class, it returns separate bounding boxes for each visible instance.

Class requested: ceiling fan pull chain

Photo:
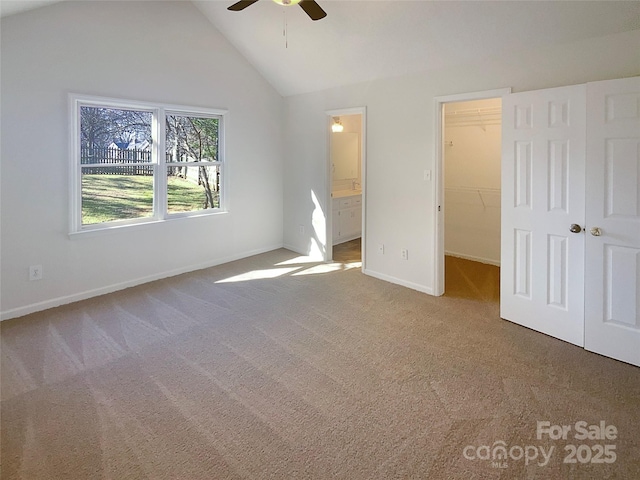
[283,8,288,48]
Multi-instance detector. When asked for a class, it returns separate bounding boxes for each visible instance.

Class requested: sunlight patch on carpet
[215,267,301,283]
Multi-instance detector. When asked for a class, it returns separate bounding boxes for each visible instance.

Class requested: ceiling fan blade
[228,0,261,12]
[299,0,326,21]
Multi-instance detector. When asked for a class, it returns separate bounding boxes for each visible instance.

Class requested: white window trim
[69,94,228,236]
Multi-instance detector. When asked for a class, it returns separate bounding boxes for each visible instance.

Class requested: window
[70,95,226,233]
[165,114,221,214]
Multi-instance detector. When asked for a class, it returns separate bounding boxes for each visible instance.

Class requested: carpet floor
[1,248,639,479]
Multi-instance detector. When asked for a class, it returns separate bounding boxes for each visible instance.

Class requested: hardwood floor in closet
[444,256,500,303]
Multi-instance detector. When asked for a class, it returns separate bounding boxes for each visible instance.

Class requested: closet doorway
[443,98,501,300]
[433,88,511,298]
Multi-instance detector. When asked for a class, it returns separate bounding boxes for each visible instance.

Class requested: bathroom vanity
[332,191,362,245]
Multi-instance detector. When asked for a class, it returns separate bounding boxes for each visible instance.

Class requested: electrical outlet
[298,225,305,235]
[401,248,408,260]
[378,243,384,254]
[29,265,43,281]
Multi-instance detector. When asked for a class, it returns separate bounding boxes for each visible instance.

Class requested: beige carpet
[1,249,639,479]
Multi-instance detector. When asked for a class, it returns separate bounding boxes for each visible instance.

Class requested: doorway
[434,80,640,367]
[433,89,511,296]
[326,107,366,267]
[443,98,502,300]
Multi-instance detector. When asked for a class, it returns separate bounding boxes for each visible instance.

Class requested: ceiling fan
[228,0,327,21]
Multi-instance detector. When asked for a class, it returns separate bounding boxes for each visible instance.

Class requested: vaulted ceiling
[3,0,640,96]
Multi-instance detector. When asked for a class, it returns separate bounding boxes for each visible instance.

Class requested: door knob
[590,227,602,236]
[569,224,582,233]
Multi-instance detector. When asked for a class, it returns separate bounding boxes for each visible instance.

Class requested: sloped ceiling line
[3,0,640,97]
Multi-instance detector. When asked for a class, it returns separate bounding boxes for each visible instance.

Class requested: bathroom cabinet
[332,194,362,245]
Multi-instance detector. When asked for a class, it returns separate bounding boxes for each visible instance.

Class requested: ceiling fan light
[272,0,302,5]
[331,117,344,133]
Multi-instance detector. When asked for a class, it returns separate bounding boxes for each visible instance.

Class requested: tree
[80,106,152,149]
[166,115,220,209]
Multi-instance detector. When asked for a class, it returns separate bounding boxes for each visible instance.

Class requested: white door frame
[325,107,367,267]
[433,88,511,296]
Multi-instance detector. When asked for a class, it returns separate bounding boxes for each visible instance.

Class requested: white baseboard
[1,243,283,321]
[445,251,500,267]
[362,268,434,296]
[282,243,328,262]
[282,242,307,256]
[333,234,361,246]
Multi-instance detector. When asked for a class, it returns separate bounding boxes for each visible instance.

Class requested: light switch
[424,170,432,181]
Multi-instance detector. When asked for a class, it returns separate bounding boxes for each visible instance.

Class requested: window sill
[69,210,229,239]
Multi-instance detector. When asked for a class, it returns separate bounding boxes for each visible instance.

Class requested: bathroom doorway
[326,107,366,267]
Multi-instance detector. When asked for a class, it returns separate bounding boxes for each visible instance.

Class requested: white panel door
[585,76,640,367]
[501,85,586,346]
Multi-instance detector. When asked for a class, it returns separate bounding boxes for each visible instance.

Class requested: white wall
[283,29,640,294]
[444,99,501,265]
[0,1,284,319]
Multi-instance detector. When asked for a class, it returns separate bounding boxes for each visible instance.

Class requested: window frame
[69,94,227,235]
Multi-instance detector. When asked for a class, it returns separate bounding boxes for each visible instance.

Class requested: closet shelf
[445,106,501,128]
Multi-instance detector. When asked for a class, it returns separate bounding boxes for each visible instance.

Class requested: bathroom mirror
[331,132,359,180]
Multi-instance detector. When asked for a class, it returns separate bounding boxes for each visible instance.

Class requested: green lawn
[82,174,211,225]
